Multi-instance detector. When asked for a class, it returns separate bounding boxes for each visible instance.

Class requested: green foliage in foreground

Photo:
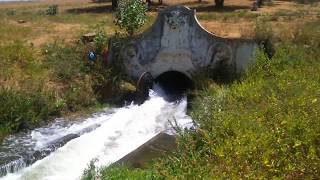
[115,0,147,36]
[82,164,156,180]
[0,89,59,138]
[158,45,319,179]
[83,21,320,179]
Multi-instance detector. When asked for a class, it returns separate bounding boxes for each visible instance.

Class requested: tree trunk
[257,0,263,8]
[215,0,224,8]
[146,0,152,6]
[112,0,118,10]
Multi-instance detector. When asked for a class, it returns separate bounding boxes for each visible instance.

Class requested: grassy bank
[83,19,320,179]
[0,39,122,141]
[0,2,127,141]
[0,20,122,142]
[0,0,155,141]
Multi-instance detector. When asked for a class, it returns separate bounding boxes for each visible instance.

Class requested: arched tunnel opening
[154,71,194,101]
[135,71,194,104]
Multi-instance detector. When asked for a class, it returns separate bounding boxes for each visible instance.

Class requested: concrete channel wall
[120,6,258,81]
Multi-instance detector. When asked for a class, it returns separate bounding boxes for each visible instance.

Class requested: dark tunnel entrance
[154,71,194,101]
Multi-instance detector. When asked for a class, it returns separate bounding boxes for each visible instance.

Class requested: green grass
[0,8,114,27]
[197,11,260,22]
[0,39,118,141]
[168,46,319,179]
[197,5,317,24]
[0,6,116,43]
[0,89,59,140]
[83,20,320,179]
[0,20,33,44]
[82,164,157,180]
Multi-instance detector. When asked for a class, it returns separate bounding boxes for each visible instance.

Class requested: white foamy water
[30,112,111,151]
[1,87,193,180]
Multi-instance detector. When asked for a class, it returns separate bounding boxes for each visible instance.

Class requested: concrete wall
[120,6,258,80]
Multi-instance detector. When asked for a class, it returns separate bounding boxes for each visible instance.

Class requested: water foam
[1,88,192,180]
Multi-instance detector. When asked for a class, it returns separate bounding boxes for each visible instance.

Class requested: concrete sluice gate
[116,6,257,96]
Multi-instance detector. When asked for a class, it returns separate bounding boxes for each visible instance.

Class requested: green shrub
[46,5,58,16]
[81,159,98,180]
[0,88,60,140]
[115,0,147,36]
[93,23,108,54]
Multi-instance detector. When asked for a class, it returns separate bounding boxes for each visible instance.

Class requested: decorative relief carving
[162,10,189,49]
[123,43,144,77]
[165,10,186,30]
[207,43,233,69]
[125,45,137,58]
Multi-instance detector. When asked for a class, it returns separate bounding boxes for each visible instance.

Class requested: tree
[115,0,147,36]
[112,0,118,10]
[215,0,224,8]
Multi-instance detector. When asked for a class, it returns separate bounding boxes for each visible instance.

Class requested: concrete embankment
[116,133,176,168]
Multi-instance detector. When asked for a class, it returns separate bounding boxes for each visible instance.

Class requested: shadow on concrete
[66,4,113,14]
[115,133,176,168]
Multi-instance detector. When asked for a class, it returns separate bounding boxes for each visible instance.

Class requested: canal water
[0,85,193,180]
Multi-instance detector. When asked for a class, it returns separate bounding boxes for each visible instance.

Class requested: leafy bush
[0,88,60,140]
[115,0,147,36]
[81,159,98,180]
[46,5,58,16]
[92,23,108,54]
